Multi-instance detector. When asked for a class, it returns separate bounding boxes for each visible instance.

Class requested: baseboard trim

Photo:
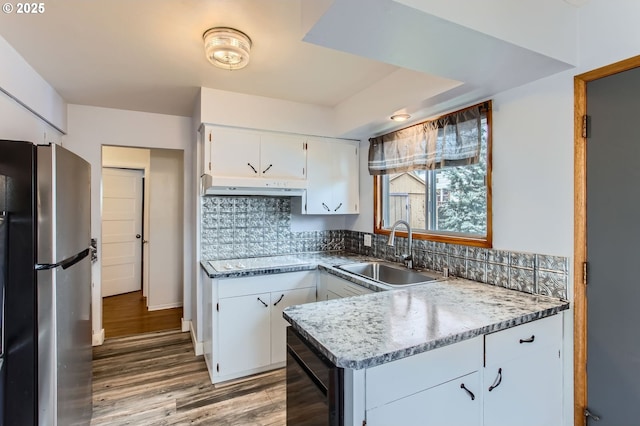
[92,329,105,346]
[181,318,190,333]
[147,302,183,311]
[190,322,203,356]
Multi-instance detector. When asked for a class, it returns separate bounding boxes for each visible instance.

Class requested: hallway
[102,291,183,338]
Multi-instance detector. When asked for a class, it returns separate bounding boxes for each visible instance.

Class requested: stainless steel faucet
[387,220,413,269]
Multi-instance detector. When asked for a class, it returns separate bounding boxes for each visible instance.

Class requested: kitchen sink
[336,262,445,287]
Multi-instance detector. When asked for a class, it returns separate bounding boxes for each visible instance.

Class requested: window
[373,102,492,247]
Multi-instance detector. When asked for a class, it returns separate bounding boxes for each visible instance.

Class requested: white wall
[199,87,335,137]
[63,105,193,344]
[351,3,640,425]
[0,90,63,145]
[393,0,579,65]
[352,0,640,260]
[148,149,184,310]
[0,34,65,144]
[491,73,574,256]
[0,35,67,133]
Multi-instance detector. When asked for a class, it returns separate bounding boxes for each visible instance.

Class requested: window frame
[373,102,493,248]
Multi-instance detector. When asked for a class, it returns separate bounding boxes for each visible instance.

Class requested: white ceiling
[0,0,402,117]
[0,0,578,137]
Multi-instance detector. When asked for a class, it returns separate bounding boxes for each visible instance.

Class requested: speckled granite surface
[200,251,376,279]
[200,251,569,370]
[283,279,568,369]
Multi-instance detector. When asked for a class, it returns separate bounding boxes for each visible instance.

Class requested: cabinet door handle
[334,203,343,212]
[273,294,284,306]
[247,163,258,174]
[460,383,475,401]
[519,335,535,344]
[488,368,502,392]
[262,164,273,174]
[257,297,268,307]
[322,203,331,211]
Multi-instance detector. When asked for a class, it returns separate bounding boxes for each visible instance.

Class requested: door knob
[136,234,141,239]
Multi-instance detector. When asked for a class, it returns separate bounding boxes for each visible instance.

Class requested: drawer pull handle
[460,383,475,400]
[273,294,285,306]
[247,163,258,174]
[257,297,268,307]
[519,335,535,344]
[488,368,502,392]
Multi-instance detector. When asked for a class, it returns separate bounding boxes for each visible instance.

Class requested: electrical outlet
[363,234,372,247]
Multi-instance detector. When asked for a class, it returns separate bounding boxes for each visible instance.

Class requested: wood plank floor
[103,291,183,338]
[91,330,286,425]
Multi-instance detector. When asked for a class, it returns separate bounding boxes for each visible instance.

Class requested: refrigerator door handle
[35,248,90,271]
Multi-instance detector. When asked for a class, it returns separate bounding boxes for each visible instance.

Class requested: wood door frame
[574,54,640,426]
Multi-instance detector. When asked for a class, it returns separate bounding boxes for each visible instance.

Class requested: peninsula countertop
[283,278,569,369]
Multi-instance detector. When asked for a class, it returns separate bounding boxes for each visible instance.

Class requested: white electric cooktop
[208,255,309,272]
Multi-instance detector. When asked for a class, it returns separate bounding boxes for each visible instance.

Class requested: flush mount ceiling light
[203,27,252,70]
[390,113,411,122]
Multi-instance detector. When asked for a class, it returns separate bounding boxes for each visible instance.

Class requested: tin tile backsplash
[200,196,344,261]
[343,230,569,300]
[200,197,569,300]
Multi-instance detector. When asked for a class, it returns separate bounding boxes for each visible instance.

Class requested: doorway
[101,146,184,339]
[574,55,640,425]
[101,167,144,297]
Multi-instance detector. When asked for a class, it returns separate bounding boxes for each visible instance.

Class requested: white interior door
[101,168,143,297]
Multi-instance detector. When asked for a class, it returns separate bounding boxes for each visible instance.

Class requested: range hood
[201,174,306,196]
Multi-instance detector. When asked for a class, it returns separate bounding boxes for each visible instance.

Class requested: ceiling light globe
[203,27,252,70]
[390,113,411,122]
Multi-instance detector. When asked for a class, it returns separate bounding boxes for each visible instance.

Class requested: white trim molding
[181,318,190,333]
[92,328,105,346]
[147,302,183,312]
[190,321,203,356]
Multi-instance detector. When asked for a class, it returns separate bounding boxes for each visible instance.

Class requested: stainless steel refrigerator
[0,140,92,425]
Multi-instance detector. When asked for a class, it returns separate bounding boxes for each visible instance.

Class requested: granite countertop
[200,251,377,279]
[283,278,569,369]
[200,251,569,370]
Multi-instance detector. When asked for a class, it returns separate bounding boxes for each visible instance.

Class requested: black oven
[286,327,343,426]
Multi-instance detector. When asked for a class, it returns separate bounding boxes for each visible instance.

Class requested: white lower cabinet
[364,336,483,426]
[270,287,317,364]
[483,314,563,426]
[218,291,272,376]
[204,270,316,383]
[367,372,481,426]
[318,270,373,300]
[357,315,563,426]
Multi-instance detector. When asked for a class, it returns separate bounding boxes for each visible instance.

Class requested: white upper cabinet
[199,125,359,205]
[303,138,359,215]
[200,125,306,181]
[206,126,261,178]
[260,134,306,180]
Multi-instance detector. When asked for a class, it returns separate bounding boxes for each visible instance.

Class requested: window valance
[368,102,489,175]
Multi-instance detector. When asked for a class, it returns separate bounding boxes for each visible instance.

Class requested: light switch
[363,234,372,247]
